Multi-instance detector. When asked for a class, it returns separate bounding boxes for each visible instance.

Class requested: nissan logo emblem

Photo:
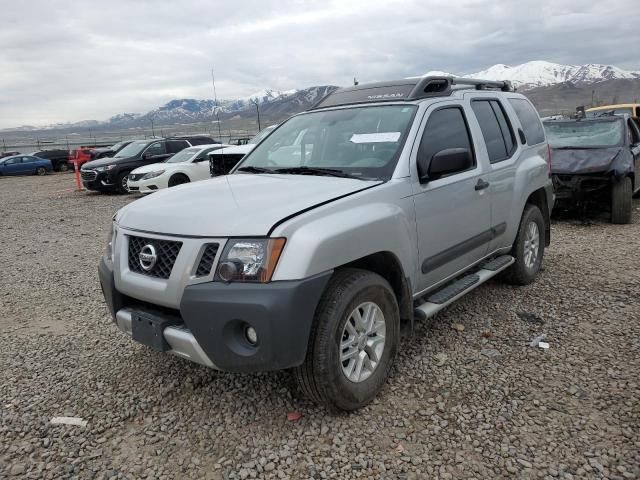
[139,244,158,271]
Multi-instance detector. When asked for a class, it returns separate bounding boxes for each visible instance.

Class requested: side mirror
[143,152,152,160]
[419,148,473,182]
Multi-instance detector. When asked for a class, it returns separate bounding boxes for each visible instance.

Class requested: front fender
[271,180,417,284]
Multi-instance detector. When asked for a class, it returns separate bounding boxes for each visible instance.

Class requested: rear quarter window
[508,98,545,145]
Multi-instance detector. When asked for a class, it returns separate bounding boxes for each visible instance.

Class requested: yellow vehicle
[586,104,640,117]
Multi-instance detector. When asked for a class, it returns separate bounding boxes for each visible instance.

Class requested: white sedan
[127,144,228,194]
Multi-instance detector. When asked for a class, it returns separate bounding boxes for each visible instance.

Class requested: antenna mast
[211,68,223,142]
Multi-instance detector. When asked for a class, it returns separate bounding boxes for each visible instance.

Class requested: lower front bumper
[552,174,610,201]
[99,257,333,372]
[82,171,116,191]
[115,308,217,367]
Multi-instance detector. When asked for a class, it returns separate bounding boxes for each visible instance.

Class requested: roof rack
[311,76,514,110]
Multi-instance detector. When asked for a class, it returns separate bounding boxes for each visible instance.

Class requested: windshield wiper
[236,166,274,174]
[273,166,362,179]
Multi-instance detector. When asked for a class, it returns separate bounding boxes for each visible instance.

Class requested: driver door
[141,142,169,164]
[411,103,492,293]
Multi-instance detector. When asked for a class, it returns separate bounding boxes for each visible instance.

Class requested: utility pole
[2,138,5,152]
[211,68,223,142]
[149,117,156,137]
[252,99,261,131]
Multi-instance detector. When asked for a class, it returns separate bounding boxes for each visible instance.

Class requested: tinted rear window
[508,99,545,145]
[471,100,515,163]
[184,137,215,146]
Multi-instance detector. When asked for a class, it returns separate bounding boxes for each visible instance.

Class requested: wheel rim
[37,168,45,175]
[523,221,540,269]
[121,176,129,191]
[340,301,386,383]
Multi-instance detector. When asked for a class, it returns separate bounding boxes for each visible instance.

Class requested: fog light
[245,326,258,345]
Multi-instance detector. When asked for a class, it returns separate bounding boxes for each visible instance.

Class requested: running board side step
[414,255,514,320]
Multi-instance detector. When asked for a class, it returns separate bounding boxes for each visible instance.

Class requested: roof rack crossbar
[406,76,513,100]
[451,77,513,92]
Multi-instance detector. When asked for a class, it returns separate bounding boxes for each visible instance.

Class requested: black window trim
[471,98,517,164]
[417,104,478,180]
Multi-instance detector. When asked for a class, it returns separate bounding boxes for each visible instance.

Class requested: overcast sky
[1,0,639,128]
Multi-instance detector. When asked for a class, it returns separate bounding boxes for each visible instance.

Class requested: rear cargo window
[508,99,545,145]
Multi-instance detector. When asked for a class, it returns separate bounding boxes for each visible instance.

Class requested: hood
[116,174,382,237]
[82,156,133,169]
[551,147,624,175]
[130,161,177,174]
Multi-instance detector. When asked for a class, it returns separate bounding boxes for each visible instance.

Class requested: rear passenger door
[411,102,492,293]
[468,98,518,253]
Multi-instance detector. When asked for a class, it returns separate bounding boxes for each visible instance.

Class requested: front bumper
[99,257,332,372]
[127,175,166,194]
[81,169,116,191]
[552,173,610,202]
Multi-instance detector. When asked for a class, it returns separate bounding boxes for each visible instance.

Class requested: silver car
[99,76,554,410]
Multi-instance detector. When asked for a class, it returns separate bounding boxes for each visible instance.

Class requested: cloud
[0,0,638,127]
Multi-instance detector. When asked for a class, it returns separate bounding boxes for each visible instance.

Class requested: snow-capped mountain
[422,61,640,89]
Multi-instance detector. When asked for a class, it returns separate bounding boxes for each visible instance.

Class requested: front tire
[57,162,69,172]
[503,204,545,285]
[116,171,131,194]
[611,176,632,224]
[168,174,190,187]
[293,268,400,411]
[35,167,47,176]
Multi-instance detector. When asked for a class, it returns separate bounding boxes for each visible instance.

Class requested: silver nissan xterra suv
[99,76,554,411]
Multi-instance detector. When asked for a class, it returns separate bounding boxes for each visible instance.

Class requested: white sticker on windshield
[349,132,401,143]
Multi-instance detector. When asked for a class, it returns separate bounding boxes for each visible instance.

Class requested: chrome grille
[81,170,97,181]
[195,243,219,277]
[128,236,182,279]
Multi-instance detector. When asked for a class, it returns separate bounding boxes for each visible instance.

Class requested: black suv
[31,149,70,172]
[81,138,197,193]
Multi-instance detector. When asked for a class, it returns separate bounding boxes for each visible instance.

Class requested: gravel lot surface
[1,173,639,480]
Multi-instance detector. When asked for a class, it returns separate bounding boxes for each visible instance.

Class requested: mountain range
[4,61,640,133]
[423,60,640,89]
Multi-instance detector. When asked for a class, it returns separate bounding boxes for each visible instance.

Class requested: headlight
[216,238,286,283]
[142,170,165,180]
[95,165,116,172]
[105,222,116,262]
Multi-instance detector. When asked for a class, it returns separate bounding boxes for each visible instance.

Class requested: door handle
[475,179,490,191]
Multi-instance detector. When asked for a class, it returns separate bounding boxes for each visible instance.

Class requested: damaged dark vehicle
[544,116,640,223]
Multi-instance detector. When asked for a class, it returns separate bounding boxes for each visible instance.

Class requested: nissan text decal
[366,93,404,100]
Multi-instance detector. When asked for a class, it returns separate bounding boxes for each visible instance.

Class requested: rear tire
[35,167,47,176]
[168,174,190,187]
[611,176,632,224]
[293,268,400,411]
[503,204,545,285]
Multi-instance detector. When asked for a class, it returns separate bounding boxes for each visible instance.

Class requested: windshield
[248,126,276,145]
[166,147,199,163]
[114,140,149,158]
[544,120,624,148]
[237,105,417,179]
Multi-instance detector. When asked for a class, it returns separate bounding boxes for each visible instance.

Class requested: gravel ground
[1,173,639,480]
